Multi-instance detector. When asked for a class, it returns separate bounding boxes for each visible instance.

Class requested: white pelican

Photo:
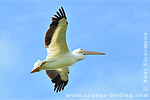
[31,7,105,93]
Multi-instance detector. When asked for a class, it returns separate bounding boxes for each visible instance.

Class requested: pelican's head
[72,48,106,61]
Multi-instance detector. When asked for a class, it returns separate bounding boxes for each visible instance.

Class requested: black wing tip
[61,6,63,8]
[57,6,67,18]
[54,80,68,93]
[54,6,67,18]
[50,74,68,93]
[50,6,67,26]
[45,69,69,93]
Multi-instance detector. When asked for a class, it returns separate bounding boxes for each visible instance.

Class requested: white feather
[32,60,43,70]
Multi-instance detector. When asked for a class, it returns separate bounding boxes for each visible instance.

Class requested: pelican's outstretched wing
[45,67,69,93]
[45,7,69,58]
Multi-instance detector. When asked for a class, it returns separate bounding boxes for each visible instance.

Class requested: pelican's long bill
[81,49,106,55]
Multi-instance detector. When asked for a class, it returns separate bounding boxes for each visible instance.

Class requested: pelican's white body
[43,53,78,70]
[33,48,85,71]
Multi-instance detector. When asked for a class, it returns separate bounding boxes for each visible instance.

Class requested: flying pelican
[31,7,105,93]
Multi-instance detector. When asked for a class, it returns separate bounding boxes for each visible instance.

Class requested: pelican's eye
[66,21,68,24]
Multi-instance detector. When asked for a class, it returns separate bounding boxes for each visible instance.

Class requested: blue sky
[0,1,150,99]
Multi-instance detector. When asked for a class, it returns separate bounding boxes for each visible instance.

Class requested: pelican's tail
[31,60,43,73]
